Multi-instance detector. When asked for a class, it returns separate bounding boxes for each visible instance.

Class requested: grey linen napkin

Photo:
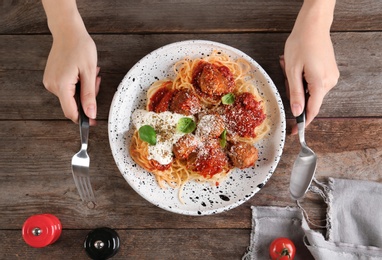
[243,206,314,259]
[303,177,382,259]
[244,178,382,260]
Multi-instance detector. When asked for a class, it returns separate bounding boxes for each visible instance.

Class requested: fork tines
[73,175,95,202]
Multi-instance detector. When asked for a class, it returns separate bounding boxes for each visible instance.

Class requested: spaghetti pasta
[129,51,269,200]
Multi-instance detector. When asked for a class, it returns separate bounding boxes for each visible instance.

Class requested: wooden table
[1,1,381,259]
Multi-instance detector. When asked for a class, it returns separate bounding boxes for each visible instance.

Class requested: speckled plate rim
[108,40,286,216]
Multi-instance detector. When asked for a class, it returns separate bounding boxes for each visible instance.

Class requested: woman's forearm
[42,0,86,38]
[295,0,336,32]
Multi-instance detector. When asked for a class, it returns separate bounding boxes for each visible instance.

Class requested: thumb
[79,69,97,120]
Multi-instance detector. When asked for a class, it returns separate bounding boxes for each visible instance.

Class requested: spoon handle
[296,110,305,124]
[295,79,308,124]
[296,79,308,144]
[296,109,306,145]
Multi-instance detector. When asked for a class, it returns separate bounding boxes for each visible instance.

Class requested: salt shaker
[22,214,62,248]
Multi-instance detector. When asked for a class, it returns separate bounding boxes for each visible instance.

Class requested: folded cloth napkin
[244,178,382,260]
[243,206,314,259]
[303,177,382,259]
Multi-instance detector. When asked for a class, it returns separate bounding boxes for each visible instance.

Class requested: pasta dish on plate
[129,51,269,201]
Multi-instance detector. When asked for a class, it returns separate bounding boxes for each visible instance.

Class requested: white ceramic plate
[108,40,285,215]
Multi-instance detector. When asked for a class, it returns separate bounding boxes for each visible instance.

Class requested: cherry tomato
[269,237,296,260]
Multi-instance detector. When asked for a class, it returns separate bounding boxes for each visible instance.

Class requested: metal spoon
[289,108,317,200]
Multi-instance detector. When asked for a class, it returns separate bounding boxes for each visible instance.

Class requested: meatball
[195,114,225,139]
[187,139,228,178]
[228,142,258,169]
[173,134,199,160]
[194,62,235,96]
[170,89,201,115]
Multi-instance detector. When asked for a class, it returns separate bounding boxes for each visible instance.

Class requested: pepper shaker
[84,227,120,259]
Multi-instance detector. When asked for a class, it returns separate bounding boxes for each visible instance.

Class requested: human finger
[279,55,290,100]
[79,67,97,120]
[305,81,325,127]
[89,74,101,126]
[285,68,305,117]
[95,67,101,96]
[58,84,78,123]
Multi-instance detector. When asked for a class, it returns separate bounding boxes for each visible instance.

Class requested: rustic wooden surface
[0,0,381,259]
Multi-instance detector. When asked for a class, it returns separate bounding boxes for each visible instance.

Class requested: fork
[71,83,96,202]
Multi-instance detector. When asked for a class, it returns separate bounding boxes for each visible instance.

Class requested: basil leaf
[177,117,196,134]
[221,93,235,105]
[138,125,157,145]
[219,129,227,148]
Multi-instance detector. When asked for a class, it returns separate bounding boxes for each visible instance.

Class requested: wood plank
[1,0,381,34]
[0,118,380,229]
[1,32,381,120]
[0,229,250,259]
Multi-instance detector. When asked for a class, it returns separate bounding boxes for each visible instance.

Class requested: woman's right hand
[42,0,100,124]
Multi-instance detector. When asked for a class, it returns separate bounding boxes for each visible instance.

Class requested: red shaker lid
[22,214,62,248]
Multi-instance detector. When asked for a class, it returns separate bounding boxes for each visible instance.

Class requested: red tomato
[269,237,296,260]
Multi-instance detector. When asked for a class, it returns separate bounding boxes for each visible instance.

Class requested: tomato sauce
[224,92,266,138]
[150,160,172,171]
[148,81,173,113]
